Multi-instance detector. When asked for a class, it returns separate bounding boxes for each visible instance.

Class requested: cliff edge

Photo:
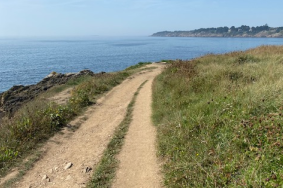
[0,70,96,121]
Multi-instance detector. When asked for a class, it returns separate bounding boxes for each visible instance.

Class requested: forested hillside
[152,24,283,37]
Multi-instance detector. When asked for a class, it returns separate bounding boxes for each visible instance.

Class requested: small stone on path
[42,175,48,180]
[83,167,92,173]
[66,175,72,180]
[41,175,50,182]
[64,162,73,170]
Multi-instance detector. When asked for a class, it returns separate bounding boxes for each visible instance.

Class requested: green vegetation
[45,75,93,95]
[87,81,147,188]
[1,149,43,188]
[160,60,174,63]
[125,62,152,70]
[152,24,283,37]
[0,63,150,180]
[192,24,272,35]
[152,46,283,187]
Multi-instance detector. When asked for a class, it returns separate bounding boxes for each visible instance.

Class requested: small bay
[1,36,283,92]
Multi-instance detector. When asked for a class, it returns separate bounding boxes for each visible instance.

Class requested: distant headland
[152,24,283,38]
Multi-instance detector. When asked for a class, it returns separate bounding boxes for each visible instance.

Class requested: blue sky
[0,0,282,37]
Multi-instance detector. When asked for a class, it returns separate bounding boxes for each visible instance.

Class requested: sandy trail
[112,68,162,188]
[9,64,163,188]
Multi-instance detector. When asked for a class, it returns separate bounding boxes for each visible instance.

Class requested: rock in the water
[64,162,73,170]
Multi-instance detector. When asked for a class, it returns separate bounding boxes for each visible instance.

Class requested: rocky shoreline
[152,25,283,38]
[0,70,99,122]
[152,31,283,38]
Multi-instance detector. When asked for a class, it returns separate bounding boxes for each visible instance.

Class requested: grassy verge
[125,62,152,70]
[0,63,151,181]
[41,74,94,97]
[0,149,43,188]
[87,81,147,188]
[152,46,283,187]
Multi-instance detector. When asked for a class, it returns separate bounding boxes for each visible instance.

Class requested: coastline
[0,70,98,123]
[2,37,283,94]
[151,35,283,38]
[152,26,283,38]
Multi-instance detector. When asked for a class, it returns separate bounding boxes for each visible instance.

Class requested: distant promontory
[152,24,283,38]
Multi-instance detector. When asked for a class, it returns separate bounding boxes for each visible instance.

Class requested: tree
[239,25,250,32]
[230,26,237,32]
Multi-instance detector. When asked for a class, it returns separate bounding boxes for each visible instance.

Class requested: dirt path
[48,87,73,105]
[112,70,162,188]
[7,64,164,188]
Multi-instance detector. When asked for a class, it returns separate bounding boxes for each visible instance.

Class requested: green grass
[0,63,150,182]
[152,45,283,187]
[160,59,174,63]
[87,81,147,188]
[125,62,152,70]
[0,149,43,188]
[42,75,93,96]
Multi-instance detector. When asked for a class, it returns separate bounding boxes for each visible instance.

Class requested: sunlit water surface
[1,36,283,92]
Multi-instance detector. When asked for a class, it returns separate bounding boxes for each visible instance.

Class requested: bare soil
[112,67,162,188]
[1,63,164,188]
[48,87,73,105]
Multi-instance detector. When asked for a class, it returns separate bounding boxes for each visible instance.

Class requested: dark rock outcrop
[0,70,96,120]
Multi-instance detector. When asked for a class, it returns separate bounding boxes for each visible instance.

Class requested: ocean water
[1,36,283,93]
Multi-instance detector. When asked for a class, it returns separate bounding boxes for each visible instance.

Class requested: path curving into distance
[112,66,162,188]
[9,63,164,188]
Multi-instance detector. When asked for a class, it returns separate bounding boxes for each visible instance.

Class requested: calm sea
[1,36,283,93]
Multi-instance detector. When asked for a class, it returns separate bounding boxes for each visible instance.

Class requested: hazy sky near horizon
[0,0,282,37]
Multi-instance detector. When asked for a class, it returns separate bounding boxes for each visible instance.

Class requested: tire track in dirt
[112,67,163,188]
[9,64,164,188]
